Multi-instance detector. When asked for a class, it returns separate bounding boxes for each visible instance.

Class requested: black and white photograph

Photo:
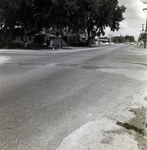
[0,0,147,149]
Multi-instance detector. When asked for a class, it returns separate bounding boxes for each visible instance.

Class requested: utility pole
[143,7,147,48]
[142,2,147,136]
[141,24,145,32]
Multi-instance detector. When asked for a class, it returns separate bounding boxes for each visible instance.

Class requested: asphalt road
[0,44,147,150]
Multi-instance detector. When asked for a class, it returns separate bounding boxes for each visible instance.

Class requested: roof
[35,31,57,37]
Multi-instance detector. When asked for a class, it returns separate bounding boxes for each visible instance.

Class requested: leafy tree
[17,0,51,32]
[0,0,21,43]
[112,36,125,43]
[18,0,70,33]
[66,0,126,46]
[125,35,135,42]
[87,0,126,46]
[67,0,91,45]
[0,0,126,47]
[49,0,69,29]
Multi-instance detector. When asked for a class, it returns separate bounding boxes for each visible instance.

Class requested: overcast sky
[105,0,147,40]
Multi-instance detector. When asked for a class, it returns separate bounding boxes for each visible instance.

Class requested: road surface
[0,44,147,150]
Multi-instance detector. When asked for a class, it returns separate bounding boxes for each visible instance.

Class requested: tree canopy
[112,35,135,43]
[0,0,126,46]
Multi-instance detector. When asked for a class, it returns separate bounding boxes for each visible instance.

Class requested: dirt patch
[144,96,147,101]
[128,107,147,150]
[115,107,147,150]
[57,93,147,150]
[129,107,146,131]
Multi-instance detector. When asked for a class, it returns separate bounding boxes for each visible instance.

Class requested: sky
[105,0,147,40]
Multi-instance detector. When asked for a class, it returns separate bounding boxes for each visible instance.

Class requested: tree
[18,0,70,33]
[112,36,125,43]
[0,0,21,43]
[0,0,126,47]
[86,0,126,46]
[17,0,51,32]
[125,35,135,42]
[66,0,126,46]
[17,0,126,46]
[67,0,91,45]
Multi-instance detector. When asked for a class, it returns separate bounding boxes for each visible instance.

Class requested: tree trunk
[75,22,79,47]
[76,26,77,47]
[8,26,13,48]
[59,26,62,48]
[87,29,91,47]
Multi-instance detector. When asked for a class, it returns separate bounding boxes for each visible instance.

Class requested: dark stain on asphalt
[82,65,118,70]
[56,63,118,70]
[5,62,48,67]
[123,62,147,67]
[56,64,79,68]
[4,62,119,71]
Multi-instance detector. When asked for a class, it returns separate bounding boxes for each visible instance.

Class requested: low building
[12,29,62,49]
[34,31,62,49]
[12,29,35,48]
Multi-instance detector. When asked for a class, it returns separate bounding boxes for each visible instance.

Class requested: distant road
[0,44,146,150]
